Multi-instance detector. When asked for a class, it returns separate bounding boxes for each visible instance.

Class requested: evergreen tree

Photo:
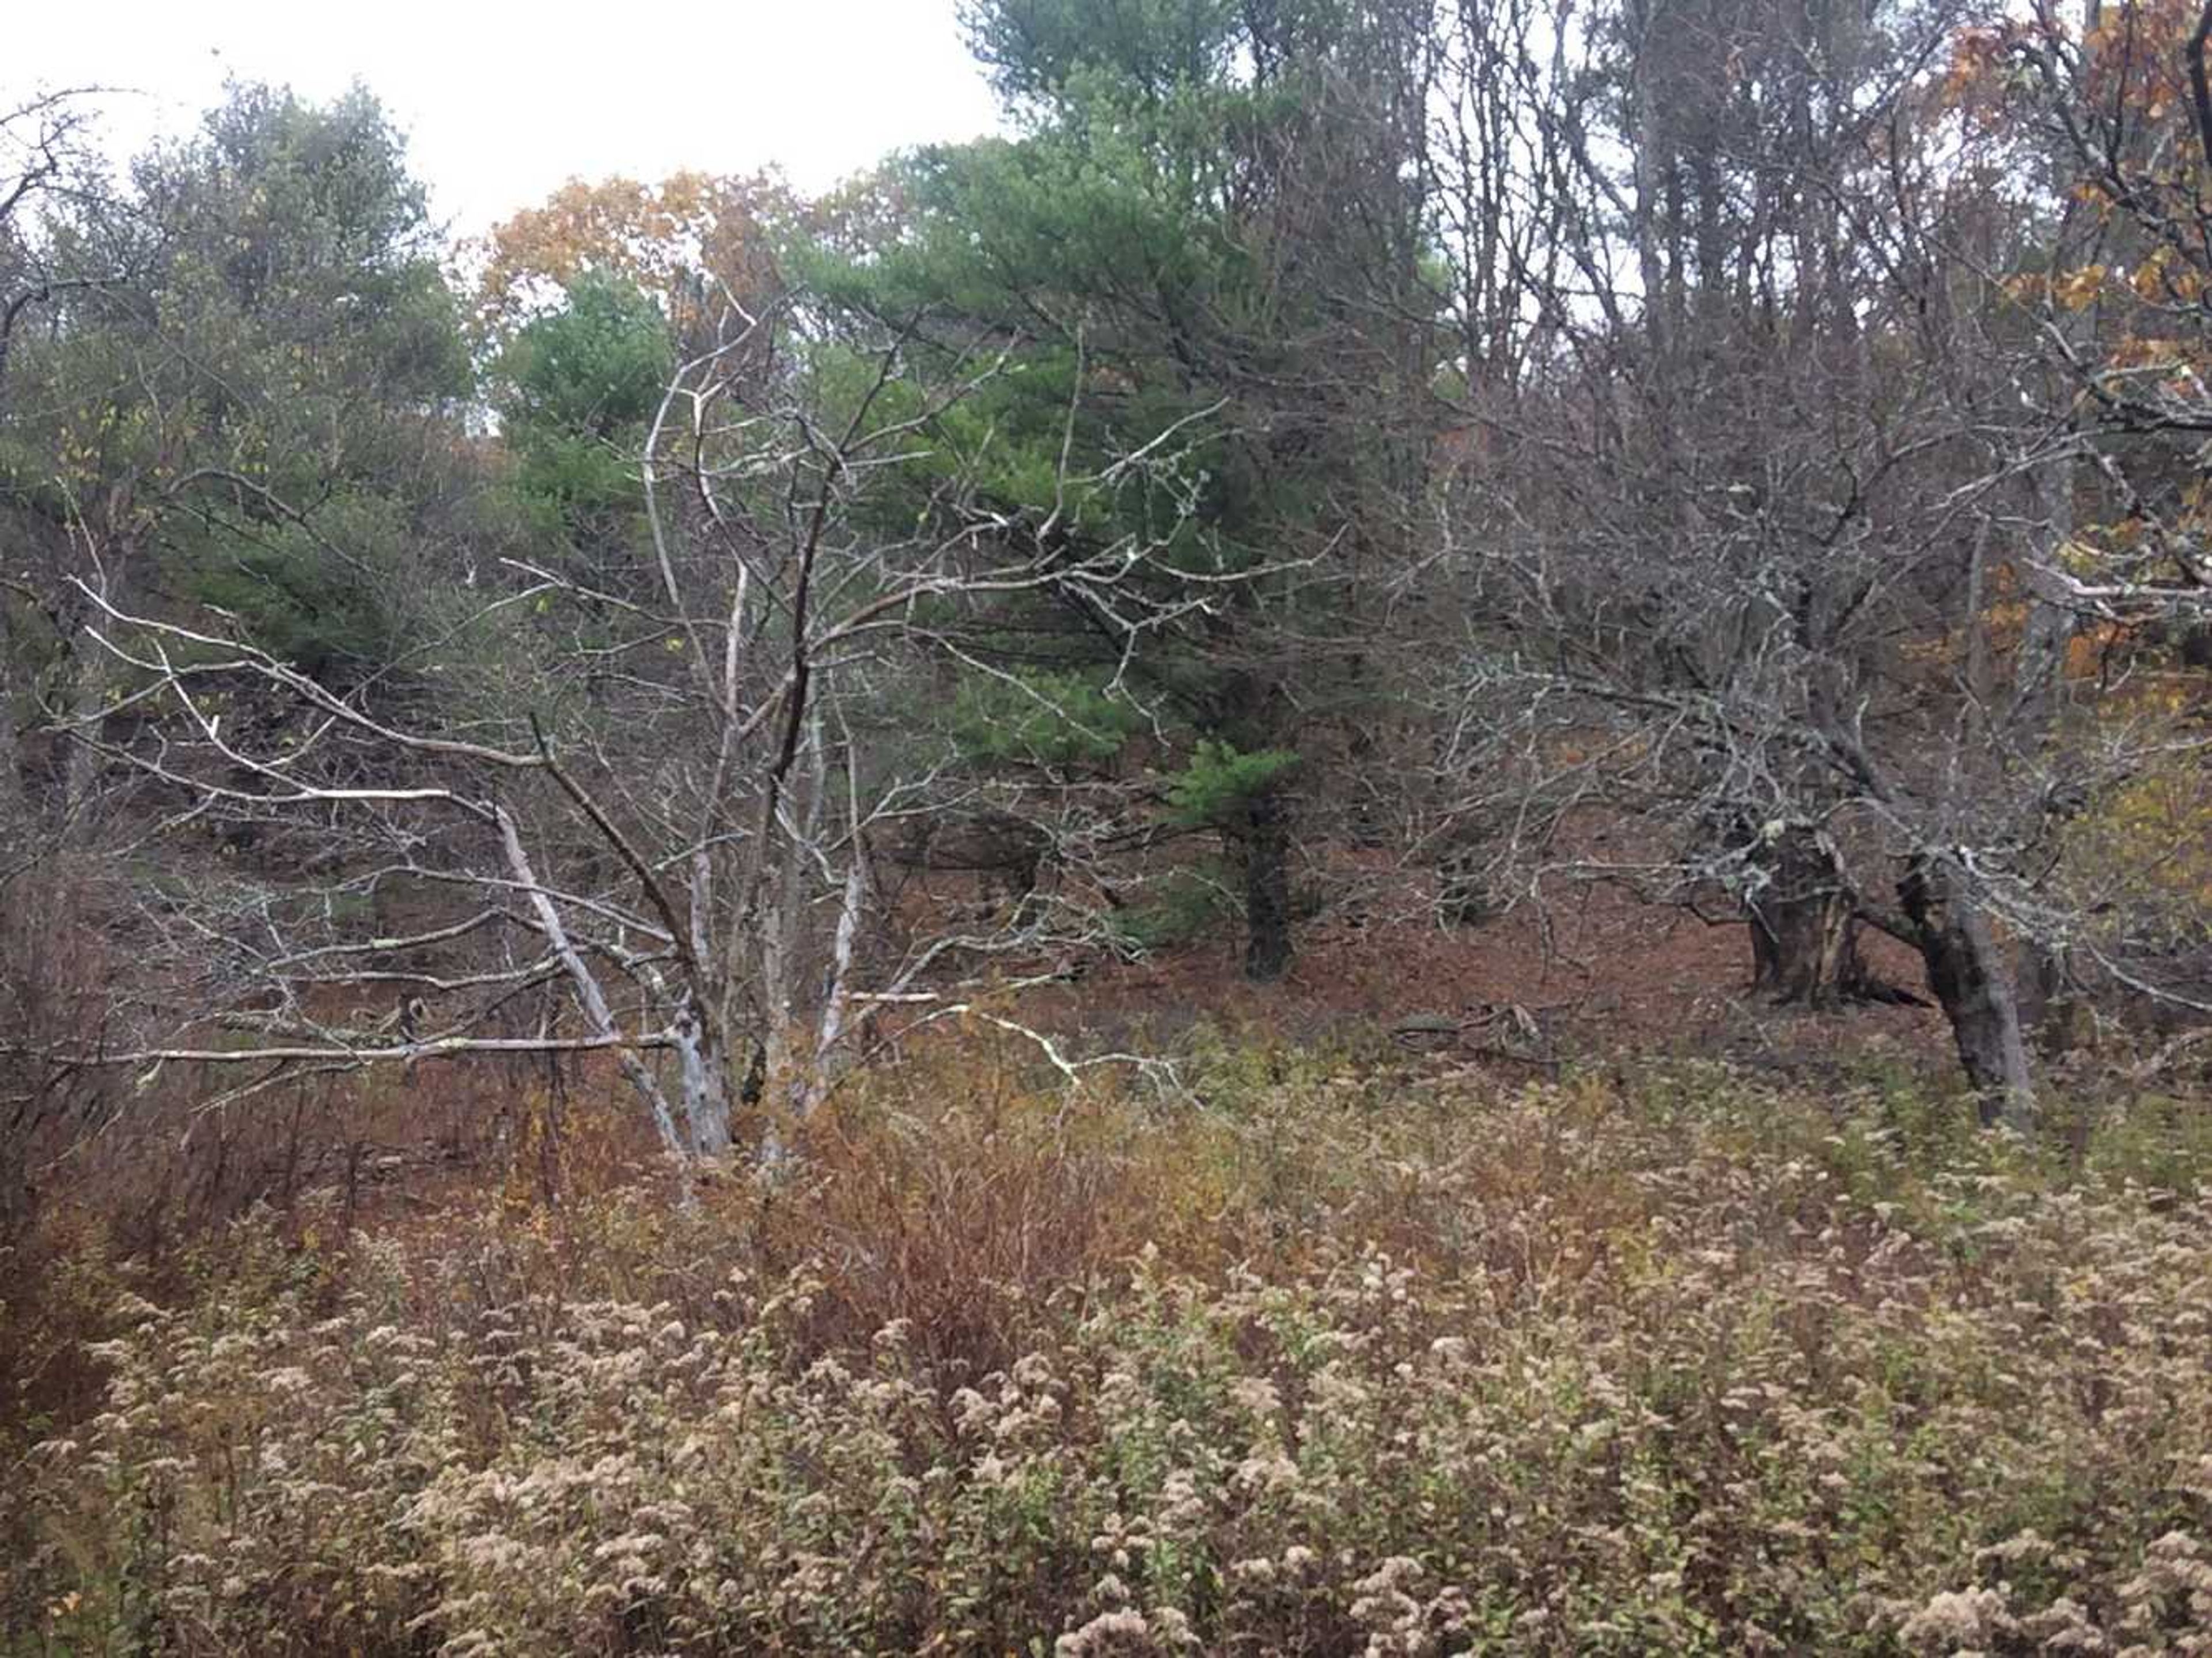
[0,82,476,698]
[822,0,1440,977]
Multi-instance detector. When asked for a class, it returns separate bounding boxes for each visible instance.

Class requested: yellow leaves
[2067,754,2212,920]
[2124,248,2209,305]
[2055,264,2108,311]
[2108,334,2190,371]
[1940,26,2002,106]
[1938,20,2037,118]
[2016,251,2212,321]
[2056,537,2107,577]
[2063,632,2105,678]
[2003,263,2116,311]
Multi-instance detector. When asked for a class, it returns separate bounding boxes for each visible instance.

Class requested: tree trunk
[1750,894,1867,1007]
[59,645,108,820]
[672,1000,733,1159]
[1747,827,1860,1006]
[0,677,24,835]
[1741,823,1915,1008]
[1899,858,2034,1127]
[1243,791,1294,982]
[498,805,692,1163]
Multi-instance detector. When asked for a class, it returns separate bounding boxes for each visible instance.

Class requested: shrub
[945,668,1148,769]
[10,1063,2212,1655]
[1111,862,1239,956]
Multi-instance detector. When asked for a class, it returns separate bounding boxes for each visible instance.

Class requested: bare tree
[0,88,111,402]
[50,296,1222,1162]
[1404,0,2209,1121]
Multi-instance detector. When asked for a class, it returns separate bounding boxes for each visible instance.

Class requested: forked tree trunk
[1899,858,2034,1128]
[1243,790,1294,982]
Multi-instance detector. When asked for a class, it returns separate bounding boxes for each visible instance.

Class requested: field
[6,1032,2211,1655]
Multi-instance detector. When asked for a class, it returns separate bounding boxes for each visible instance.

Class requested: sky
[7,0,1006,235]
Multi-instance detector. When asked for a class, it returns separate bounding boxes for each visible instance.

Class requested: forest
[2,0,2210,1650]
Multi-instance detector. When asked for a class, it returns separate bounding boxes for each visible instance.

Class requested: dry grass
[5,1038,2212,1655]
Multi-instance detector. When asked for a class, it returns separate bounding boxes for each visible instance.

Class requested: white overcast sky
[9,0,1005,235]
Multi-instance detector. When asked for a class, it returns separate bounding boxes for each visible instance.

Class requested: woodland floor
[1024,874,1949,1077]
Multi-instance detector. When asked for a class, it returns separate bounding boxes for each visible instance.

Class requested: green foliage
[180,494,407,678]
[808,125,1251,565]
[1166,737,1298,828]
[962,0,1245,108]
[804,14,1331,605]
[945,668,1147,766]
[495,271,673,444]
[804,0,1438,991]
[489,272,675,578]
[803,0,1442,979]
[2060,749,2212,951]
[153,81,472,410]
[0,81,479,680]
[1111,861,1238,953]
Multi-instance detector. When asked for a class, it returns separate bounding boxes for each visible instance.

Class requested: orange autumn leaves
[470,171,794,341]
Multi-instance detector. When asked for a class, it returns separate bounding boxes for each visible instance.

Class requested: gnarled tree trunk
[1899,857,2033,1127]
[1742,823,1910,1008]
[1748,827,1861,1007]
[1750,899,1870,1008]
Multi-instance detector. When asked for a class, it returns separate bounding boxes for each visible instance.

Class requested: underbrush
[6,1047,2212,1655]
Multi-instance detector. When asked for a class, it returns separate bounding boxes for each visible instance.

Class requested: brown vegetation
[6,1036,2211,1655]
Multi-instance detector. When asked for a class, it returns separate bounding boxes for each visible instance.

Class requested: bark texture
[1900,858,2034,1127]
[1744,825,1920,1008]
[1243,791,1294,982]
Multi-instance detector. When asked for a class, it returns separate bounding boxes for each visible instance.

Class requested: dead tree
[50,298,1226,1163]
[1405,0,2199,1122]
